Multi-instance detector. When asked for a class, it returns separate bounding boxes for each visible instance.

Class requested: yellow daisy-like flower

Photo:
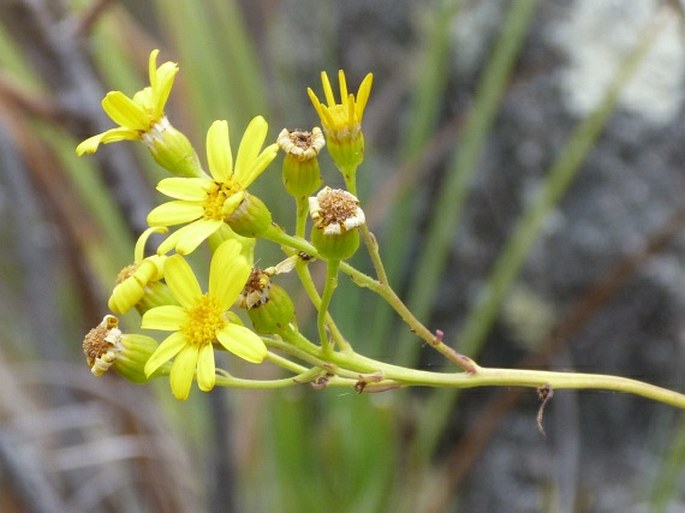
[142,239,267,400]
[76,49,178,155]
[109,227,168,314]
[147,116,278,254]
[307,70,373,177]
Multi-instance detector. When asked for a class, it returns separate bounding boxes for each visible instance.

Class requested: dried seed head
[83,315,122,376]
[277,127,325,161]
[309,186,365,236]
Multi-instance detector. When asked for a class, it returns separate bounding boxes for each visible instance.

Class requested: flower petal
[216,323,267,363]
[147,201,204,226]
[75,127,139,155]
[355,73,373,121]
[164,254,203,307]
[169,344,199,400]
[156,220,220,256]
[196,343,216,392]
[234,116,267,183]
[337,69,349,104]
[134,226,168,263]
[209,240,251,310]
[148,49,160,90]
[239,143,278,188]
[321,71,336,106]
[141,305,186,331]
[102,91,149,130]
[144,331,187,377]
[206,120,233,182]
[157,177,213,201]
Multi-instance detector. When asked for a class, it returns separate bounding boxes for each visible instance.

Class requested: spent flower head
[277,127,325,198]
[83,314,161,383]
[148,117,278,254]
[309,186,366,260]
[142,239,267,400]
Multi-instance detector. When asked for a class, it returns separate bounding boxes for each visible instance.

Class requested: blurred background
[0,0,684,512]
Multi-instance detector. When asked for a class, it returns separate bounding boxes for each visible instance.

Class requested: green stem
[318,259,340,354]
[342,165,358,196]
[294,260,351,350]
[294,196,309,239]
[360,224,388,285]
[228,329,685,410]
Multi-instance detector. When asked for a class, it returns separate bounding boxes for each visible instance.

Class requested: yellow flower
[109,227,168,314]
[307,70,373,178]
[148,116,278,254]
[76,49,179,155]
[142,240,267,400]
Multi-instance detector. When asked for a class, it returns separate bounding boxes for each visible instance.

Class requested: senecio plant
[81,50,685,421]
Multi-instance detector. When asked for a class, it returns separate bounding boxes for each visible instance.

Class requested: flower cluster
[78,49,373,400]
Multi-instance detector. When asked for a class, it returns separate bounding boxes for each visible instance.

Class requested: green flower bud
[309,187,365,260]
[226,192,273,238]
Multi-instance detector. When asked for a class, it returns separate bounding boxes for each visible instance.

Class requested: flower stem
[318,259,340,354]
[294,196,309,238]
[360,224,388,285]
[241,329,685,410]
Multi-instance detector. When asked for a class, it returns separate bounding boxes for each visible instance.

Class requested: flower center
[326,104,359,141]
[203,182,240,220]
[181,294,226,347]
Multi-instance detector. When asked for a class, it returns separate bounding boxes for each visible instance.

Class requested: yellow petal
[239,143,278,188]
[209,240,251,310]
[169,344,199,400]
[141,305,186,331]
[147,201,204,226]
[355,73,374,121]
[148,49,160,90]
[108,278,144,315]
[321,71,336,106]
[216,323,267,363]
[102,91,149,130]
[152,61,179,119]
[172,219,223,255]
[164,254,203,307]
[134,226,168,263]
[196,343,216,392]
[157,177,213,201]
[337,69,349,104]
[75,128,138,155]
[144,331,186,377]
[234,116,267,183]
[206,120,233,182]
